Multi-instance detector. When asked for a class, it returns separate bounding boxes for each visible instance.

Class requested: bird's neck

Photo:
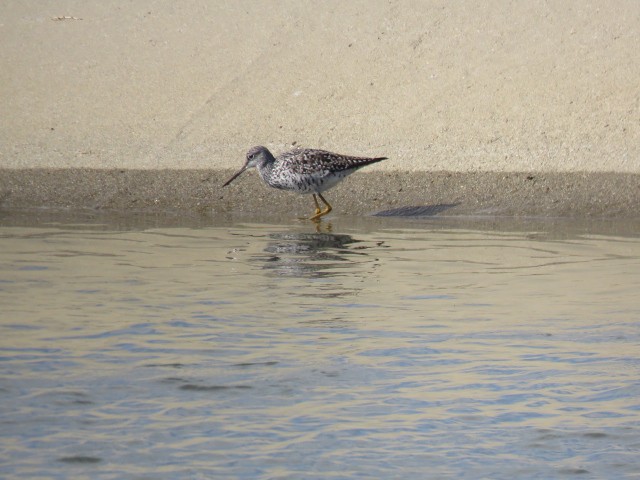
[257,151,276,175]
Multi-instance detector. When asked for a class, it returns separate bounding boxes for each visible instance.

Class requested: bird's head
[222,146,273,187]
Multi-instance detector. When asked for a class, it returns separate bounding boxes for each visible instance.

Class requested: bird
[223,146,387,221]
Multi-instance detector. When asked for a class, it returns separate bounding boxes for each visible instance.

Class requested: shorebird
[223,146,387,220]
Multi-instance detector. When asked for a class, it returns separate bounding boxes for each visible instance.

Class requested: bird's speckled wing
[277,149,386,175]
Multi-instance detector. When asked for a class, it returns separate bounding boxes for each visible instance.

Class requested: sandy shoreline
[2,169,639,219]
[1,2,638,216]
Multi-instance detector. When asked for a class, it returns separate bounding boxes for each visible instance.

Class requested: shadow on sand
[373,204,459,217]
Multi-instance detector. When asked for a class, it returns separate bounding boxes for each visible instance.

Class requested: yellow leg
[309,192,332,221]
[312,194,322,215]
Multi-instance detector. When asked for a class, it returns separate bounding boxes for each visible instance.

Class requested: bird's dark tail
[358,156,387,167]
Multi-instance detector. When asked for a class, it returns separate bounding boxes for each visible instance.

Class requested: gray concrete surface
[1,2,638,217]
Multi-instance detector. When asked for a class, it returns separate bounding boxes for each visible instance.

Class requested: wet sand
[2,169,638,218]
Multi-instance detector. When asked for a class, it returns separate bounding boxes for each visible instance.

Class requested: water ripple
[0,215,639,479]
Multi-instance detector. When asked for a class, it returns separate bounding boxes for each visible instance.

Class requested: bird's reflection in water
[253,229,383,281]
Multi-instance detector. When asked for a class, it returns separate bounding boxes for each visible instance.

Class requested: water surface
[1,211,639,479]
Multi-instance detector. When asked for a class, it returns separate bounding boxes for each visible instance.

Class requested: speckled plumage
[223,145,387,220]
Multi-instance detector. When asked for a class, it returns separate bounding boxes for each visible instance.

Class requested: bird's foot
[309,207,331,221]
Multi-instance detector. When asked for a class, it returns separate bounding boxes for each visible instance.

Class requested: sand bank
[1,2,638,216]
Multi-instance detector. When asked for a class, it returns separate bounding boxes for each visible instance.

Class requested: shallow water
[1,210,639,479]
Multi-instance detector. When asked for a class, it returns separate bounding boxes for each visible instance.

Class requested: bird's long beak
[222,164,248,187]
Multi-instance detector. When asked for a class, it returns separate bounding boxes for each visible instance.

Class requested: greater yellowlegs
[223,146,387,220]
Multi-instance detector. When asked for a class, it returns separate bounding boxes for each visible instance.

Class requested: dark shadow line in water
[179,384,253,392]
[141,231,225,240]
[287,289,359,299]
[160,377,189,383]
[232,361,279,367]
[50,250,121,258]
[57,456,102,464]
[557,467,591,475]
[144,363,186,368]
[431,243,564,256]
[487,257,614,271]
[374,203,460,216]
